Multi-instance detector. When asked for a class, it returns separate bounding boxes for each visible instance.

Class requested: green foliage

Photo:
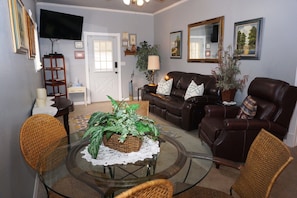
[212,45,248,91]
[136,41,159,82]
[83,95,160,159]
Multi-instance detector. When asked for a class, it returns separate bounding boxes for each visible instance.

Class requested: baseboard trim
[33,174,39,198]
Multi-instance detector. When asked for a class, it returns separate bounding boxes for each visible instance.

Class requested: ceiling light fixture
[123,0,150,7]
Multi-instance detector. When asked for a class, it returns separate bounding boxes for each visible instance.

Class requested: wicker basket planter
[103,134,143,153]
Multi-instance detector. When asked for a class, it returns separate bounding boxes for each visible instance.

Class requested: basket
[103,134,142,153]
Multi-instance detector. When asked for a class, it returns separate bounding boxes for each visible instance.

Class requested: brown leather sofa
[198,77,297,163]
[142,71,219,130]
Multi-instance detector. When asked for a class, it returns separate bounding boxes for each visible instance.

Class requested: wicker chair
[20,114,67,170]
[174,128,293,198]
[115,179,174,198]
[20,114,101,198]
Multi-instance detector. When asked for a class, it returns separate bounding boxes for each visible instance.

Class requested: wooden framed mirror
[187,16,224,63]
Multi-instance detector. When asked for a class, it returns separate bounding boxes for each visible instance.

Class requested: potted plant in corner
[83,95,160,159]
[212,45,248,102]
[136,41,159,84]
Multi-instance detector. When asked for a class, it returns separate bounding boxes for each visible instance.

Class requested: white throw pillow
[184,81,204,100]
[156,78,173,95]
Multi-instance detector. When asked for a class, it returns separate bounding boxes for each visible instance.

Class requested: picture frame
[24,9,36,59]
[129,34,137,46]
[74,51,85,59]
[234,18,263,60]
[122,40,128,48]
[170,31,182,59]
[74,41,84,49]
[8,0,27,54]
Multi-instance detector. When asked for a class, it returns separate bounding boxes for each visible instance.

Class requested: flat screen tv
[40,9,83,40]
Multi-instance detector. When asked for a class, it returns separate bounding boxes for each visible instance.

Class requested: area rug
[70,114,91,131]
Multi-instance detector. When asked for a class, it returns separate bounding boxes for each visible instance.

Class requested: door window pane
[93,40,113,72]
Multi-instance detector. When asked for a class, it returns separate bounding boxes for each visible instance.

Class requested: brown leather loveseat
[142,71,219,130]
[198,77,297,163]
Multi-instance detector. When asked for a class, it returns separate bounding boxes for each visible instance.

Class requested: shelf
[43,54,67,98]
[124,49,137,56]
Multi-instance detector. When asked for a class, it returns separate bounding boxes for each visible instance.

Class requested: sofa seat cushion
[165,97,184,116]
[149,93,184,116]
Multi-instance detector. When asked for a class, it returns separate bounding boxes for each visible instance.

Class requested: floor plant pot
[221,89,237,102]
[103,134,142,153]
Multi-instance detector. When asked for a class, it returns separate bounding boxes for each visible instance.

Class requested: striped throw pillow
[237,95,257,119]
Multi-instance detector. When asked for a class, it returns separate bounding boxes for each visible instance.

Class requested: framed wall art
[8,0,27,54]
[170,31,182,59]
[234,18,263,60]
[74,51,85,59]
[25,9,36,59]
[129,34,137,46]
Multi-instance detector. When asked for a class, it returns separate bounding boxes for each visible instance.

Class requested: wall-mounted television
[39,9,84,40]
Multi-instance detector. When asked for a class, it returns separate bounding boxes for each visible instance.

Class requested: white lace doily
[81,136,160,166]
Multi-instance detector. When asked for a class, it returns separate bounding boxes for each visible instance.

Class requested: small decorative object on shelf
[42,54,67,98]
[212,45,248,102]
[83,95,160,159]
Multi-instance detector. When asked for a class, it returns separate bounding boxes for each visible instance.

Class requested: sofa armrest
[143,84,157,94]
[224,119,287,138]
[205,105,240,118]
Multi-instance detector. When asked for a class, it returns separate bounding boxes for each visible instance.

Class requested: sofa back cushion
[167,71,217,99]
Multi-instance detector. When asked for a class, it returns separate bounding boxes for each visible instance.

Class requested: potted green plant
[212,45,248,102]
[136,41,159,83]
[83,95,160,159]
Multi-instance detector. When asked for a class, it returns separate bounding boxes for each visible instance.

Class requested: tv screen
[40,9,83,40]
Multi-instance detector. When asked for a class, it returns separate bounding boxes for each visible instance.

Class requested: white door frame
[83,32,122,103]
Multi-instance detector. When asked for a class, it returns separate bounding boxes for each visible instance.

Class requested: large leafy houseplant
[212,45,248,91]
[83,96,160,159]
[136,41,159,83]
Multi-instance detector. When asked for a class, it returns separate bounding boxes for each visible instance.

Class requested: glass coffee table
[38,126,213,197]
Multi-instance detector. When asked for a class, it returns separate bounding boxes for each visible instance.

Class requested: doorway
[84,32,122,103]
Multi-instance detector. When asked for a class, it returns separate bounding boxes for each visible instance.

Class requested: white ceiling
[36,0,186,14]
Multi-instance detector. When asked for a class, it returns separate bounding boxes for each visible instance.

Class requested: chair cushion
[184,81,204,100]
[237,95,257,119]
[156,78,173,95]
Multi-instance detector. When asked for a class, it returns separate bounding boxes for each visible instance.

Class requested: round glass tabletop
[38,126,213,197]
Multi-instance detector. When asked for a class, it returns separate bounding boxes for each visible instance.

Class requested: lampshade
[147,55,160,71]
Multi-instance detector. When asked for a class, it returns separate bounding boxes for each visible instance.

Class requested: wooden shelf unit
[42,54,68,98]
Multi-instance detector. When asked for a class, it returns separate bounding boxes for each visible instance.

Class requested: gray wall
[0,0,42,197]
[154,0,297,102]
[36,3,155,102]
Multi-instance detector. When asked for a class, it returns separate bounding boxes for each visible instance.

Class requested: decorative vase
[221,89,237,102]
[103,134,142,153]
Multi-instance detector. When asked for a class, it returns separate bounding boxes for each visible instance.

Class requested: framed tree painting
[234,18,263,60]
[170,31,182,59]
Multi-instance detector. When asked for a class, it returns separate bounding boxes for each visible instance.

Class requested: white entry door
[86,34,121,102]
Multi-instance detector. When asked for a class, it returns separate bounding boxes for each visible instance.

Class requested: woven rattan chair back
[231,128,293,198]
[115,179,173,198]
[20,114,67,170]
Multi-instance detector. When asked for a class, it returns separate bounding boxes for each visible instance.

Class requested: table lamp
[147,55,160,85]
